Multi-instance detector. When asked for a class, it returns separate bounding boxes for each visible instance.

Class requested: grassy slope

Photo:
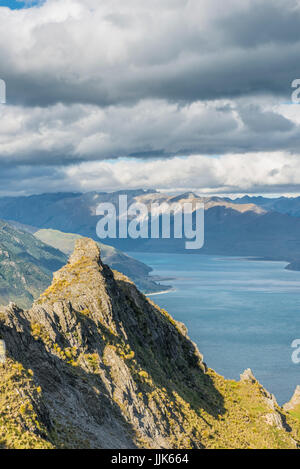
[0,358,53,449]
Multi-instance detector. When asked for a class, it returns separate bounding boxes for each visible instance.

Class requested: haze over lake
[128,253,300,405]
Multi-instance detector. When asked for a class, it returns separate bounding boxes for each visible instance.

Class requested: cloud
[1,0,300,195]
[1,0,300,107]
[60,152,300,195]
[3,151,300,197]
[0,98,300,167]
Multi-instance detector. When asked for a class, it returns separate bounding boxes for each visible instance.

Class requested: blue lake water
[127,252,300,405]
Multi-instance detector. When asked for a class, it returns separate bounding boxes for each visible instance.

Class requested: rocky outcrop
[240,368,256,383]
[240,368,290,432]
[284,386,300,412]
[0,238,299,449]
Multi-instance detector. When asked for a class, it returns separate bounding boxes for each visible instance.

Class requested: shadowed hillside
[0,221,67,308]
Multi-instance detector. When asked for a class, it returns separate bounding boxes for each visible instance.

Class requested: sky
[0,1,43,9]
[1,0,300,196]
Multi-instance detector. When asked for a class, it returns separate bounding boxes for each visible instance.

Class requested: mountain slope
[0,190,264,242]
[0,191,153,238]
[0,238,299,449]
[231,196,300,217]
[0,221,67,308]
[1,190,297,260]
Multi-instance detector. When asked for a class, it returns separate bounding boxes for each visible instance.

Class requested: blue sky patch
[0,1,44,9]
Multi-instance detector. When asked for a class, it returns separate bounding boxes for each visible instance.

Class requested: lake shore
[146,288,175,296]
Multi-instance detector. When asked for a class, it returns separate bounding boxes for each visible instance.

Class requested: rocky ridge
[0,239,299,449]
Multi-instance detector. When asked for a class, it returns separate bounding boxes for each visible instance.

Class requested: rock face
[240,369,288,431]
[68,237,101,265]
[284,386,300,412]
[0,238,300,449]
[240,368,257,383]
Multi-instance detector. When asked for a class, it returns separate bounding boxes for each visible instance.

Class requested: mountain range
[1,191,300,268]
[229,195,300,217]
[0,238,300,449]
[1,189,300,310]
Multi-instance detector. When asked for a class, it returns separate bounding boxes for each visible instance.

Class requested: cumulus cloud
[1,0,300,106]
[0,98,299,166]
[61,152,300,195]
[2,151,300,196]
[1,0,300,195]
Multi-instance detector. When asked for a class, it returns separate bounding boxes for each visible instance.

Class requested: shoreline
[146,288,175,296]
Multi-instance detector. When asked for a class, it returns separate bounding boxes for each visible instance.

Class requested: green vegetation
[0,359,53,449]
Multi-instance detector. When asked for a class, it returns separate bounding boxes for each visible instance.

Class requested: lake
[127,252,300,405]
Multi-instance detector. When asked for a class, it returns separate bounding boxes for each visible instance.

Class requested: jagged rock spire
[68,238,101,265]
[240,368,256,383]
